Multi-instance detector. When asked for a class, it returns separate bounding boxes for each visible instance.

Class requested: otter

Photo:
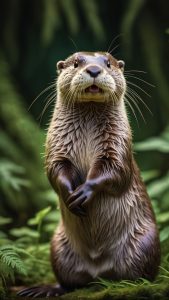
[18,52,160,297]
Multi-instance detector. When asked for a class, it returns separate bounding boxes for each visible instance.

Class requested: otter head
[56,52,126,104]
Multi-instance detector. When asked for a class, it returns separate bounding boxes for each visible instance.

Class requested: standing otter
[18,52,160,297]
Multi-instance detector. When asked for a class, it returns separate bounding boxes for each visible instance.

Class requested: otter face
[57,52,126,103]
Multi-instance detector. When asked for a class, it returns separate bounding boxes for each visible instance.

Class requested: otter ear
[118,60,125,71]
[56,60,65,73]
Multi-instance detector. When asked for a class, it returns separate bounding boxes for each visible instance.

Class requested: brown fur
[46,52,160,289]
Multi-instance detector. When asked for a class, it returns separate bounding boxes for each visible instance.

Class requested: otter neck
[55,98,129,135]
[56,94,127,117]
[52,97,131,167]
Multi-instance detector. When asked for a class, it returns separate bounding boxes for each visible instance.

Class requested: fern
[0,160,30,192]
[0,246,27,280]
[28,206,51,237]
[0,245,27,293]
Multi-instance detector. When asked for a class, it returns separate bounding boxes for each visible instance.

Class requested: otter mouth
[85,84,103,94]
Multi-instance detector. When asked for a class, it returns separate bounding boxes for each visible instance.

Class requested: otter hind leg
[99,226,160,282]
[124,226,160,281]
[17,284,66,297]
[18,227,92,298]
[137,226,161,281]
[51,227,93,289]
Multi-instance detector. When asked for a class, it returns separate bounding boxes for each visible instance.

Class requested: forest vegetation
[0,0,169,299]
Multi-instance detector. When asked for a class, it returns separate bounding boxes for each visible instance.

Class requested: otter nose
[86,66,101,78]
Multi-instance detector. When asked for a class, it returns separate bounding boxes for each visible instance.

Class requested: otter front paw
[66,183,94,216]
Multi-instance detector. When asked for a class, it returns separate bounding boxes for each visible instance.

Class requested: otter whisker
[109,44,120,55]
[125,74,155,87]
[64,89,73,111]
[109,90,118,106]
[68,36,78,52]
[38,92,56,124]
[64,81,80,112]
[107,33,123,53]
[70,86,78,112]
[99,91,110,118]
[127,87,152,115]
[28,82,56,111]
[71,83,82,122]
[125,92,146,123]
[126,80,151,97]
[124,97,139,126]
[124,70,147,74]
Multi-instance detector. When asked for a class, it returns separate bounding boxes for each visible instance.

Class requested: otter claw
[66,183,93,212]
[17,284,66,298]
[70,205,87,217]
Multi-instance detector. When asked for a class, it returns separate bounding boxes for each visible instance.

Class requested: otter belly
[60,186,155,279]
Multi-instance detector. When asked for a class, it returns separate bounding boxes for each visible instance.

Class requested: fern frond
[0,245,27,279]
[0,261,15,282]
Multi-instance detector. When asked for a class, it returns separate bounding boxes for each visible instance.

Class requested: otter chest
[62,114,102,177]
[52,104,127,178]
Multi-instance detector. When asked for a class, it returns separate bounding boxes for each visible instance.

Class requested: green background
[0,0,169,299]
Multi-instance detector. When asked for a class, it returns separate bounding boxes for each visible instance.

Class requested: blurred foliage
[0,54,53,220]
[0,207,58,299]
[135,125,169,243]
[0,0,169,299]
[0,207,169,300]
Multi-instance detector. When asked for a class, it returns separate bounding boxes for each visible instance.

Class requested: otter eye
[107,60,111,68]
[74,60,78,68]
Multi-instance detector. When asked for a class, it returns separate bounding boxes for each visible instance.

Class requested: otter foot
[17,284,66,297]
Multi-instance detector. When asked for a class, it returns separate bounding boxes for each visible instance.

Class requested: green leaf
[60,0,79,35]
[0,231,8,239]
[39,190,59,206]
[10,227,39,239]
[41,0,62,45]
[121,0,145,58]
[135,137,169,153]
[141,170,159,182]
[0,245,27,278]
[0,217,12,226]
[157,212,169,224]
[147,173,169,198]
[81,0,105,41]
[160,226,169,242]
[0,160,30,191]
[28,206,51,226]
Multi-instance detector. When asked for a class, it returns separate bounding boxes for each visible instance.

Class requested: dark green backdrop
[0,1,169,298]
[0,0,169,223]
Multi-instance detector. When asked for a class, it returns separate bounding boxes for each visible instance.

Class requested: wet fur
[47,100,160,288]
[18,52,160,297]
